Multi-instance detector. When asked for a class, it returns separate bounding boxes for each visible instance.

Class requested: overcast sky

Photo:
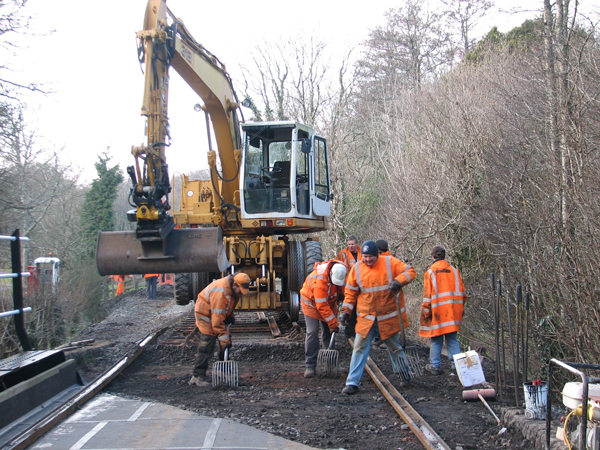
[10,0,545,184]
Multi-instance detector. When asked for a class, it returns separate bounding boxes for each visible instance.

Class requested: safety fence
[0,230,32,351]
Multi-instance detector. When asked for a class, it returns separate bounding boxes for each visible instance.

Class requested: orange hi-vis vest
[336,247,362,268]
[194,277,237,346]
[419,259,466,338]
[342,256,416,340]
[300,259,346,330]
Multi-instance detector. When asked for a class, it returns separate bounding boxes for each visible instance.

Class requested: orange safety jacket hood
[341,256,416,340]
[419,259,466,338]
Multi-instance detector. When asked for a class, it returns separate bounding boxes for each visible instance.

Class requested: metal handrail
[1,230,33,351]
[0,307,33,318]
[0,235,30,241]
[0,272,31,279]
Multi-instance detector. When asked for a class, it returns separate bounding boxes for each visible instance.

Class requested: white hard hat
[330,263,347,286]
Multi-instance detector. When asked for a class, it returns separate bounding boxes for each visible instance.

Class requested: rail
[3,326,168,450]
[0,230,33,351]
[349,337,452,450]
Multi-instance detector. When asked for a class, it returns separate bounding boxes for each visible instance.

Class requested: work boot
[189,375,211,387]
[304,366,316,378]
[425,364,443,375]
[342,384,360,395]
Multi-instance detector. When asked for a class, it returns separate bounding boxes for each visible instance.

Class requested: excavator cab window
[243,131,293,214]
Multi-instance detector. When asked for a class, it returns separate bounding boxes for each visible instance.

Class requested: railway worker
[339,240,417,395]
[336,235,362,269]
[300,260,348,378]
[189,272,251,387]
[144,273,159,300]
[337,235,362,338]
[376,239,392,257]
[419,246,467,375]
[110,274,127,296]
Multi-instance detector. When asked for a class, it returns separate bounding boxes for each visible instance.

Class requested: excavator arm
[96,0,235,276]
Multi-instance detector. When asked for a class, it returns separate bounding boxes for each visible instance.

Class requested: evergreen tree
[80,152,123,258]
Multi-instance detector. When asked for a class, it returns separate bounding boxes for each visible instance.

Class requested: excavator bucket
[96,227,230,276]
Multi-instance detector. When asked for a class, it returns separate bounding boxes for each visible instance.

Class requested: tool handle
[479,394,502,424]
[516,285,522,305]
[328,332,336,350]
[394,292,407,348]
[525,292,530,311]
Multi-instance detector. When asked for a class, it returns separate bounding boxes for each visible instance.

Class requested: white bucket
[523,381,548,419]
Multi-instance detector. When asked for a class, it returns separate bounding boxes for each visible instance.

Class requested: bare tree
[358,0,449,92]
[442,0,493,56]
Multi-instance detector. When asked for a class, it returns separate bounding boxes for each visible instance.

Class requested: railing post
[11,229,32,351]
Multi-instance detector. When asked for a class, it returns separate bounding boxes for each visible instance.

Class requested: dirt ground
[69,286,543,450]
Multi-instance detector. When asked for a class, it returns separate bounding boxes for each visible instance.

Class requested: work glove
[331,326,340,333]
[389,280,402,293]
[218,341,232,361]
[339,312,349,326]
[224,314,235,325]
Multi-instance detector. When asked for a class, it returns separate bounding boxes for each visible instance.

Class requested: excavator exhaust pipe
[96,226,230,276]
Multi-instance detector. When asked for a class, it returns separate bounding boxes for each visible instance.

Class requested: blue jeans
[146,277,158,299]
[305,315,333,368]
[345,320,411,387]
[430,331,461,369]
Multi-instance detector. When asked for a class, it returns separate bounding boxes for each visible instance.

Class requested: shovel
[394,291,423,378]
[317,331,339,377]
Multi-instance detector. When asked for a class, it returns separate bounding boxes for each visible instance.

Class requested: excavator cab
[240,122,331,229]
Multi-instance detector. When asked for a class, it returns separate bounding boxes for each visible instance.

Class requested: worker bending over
[300,260,348,378]
[189,273,251,387]
[340,241,416,395]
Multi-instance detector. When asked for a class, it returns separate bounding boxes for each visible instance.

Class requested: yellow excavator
[96,0,332,321]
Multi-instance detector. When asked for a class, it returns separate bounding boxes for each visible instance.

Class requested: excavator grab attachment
[96,227,229,276]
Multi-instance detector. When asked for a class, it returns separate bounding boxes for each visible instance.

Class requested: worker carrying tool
[300,260,348,378]
[419,245,467,375]
[189,273,251,387]
[339,240,417,395]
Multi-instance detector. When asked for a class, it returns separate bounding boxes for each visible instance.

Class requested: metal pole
[506,291,519,407]
[498,280,505,400]
[516,284,522,391]
[11,229,32,351]
[524,292,530,381]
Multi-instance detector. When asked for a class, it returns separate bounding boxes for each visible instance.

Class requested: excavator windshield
[242,123,316,216]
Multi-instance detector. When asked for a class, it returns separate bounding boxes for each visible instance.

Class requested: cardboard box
[453,351,486,387]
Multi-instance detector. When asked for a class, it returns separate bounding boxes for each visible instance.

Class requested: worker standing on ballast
[340,241,417,395]
[419,246,467,375]
[300,260,348,378]
[189,273,251,387]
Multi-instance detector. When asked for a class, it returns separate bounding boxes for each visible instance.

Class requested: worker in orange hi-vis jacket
[336,235,362,338]
[419,246,467,376]
[339,240,417,395]
[189,272,251,387]
[300,260,347,378]
[110,275,127,296]
[336,235,362,269]
[143,273,160,300]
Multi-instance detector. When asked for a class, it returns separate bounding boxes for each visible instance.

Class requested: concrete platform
[27,393,323,450]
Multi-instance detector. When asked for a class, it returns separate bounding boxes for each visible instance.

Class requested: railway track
[2,312,452,450]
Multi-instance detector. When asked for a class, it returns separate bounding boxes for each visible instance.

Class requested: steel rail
[350,338,452,450]
[3,326,169,450]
